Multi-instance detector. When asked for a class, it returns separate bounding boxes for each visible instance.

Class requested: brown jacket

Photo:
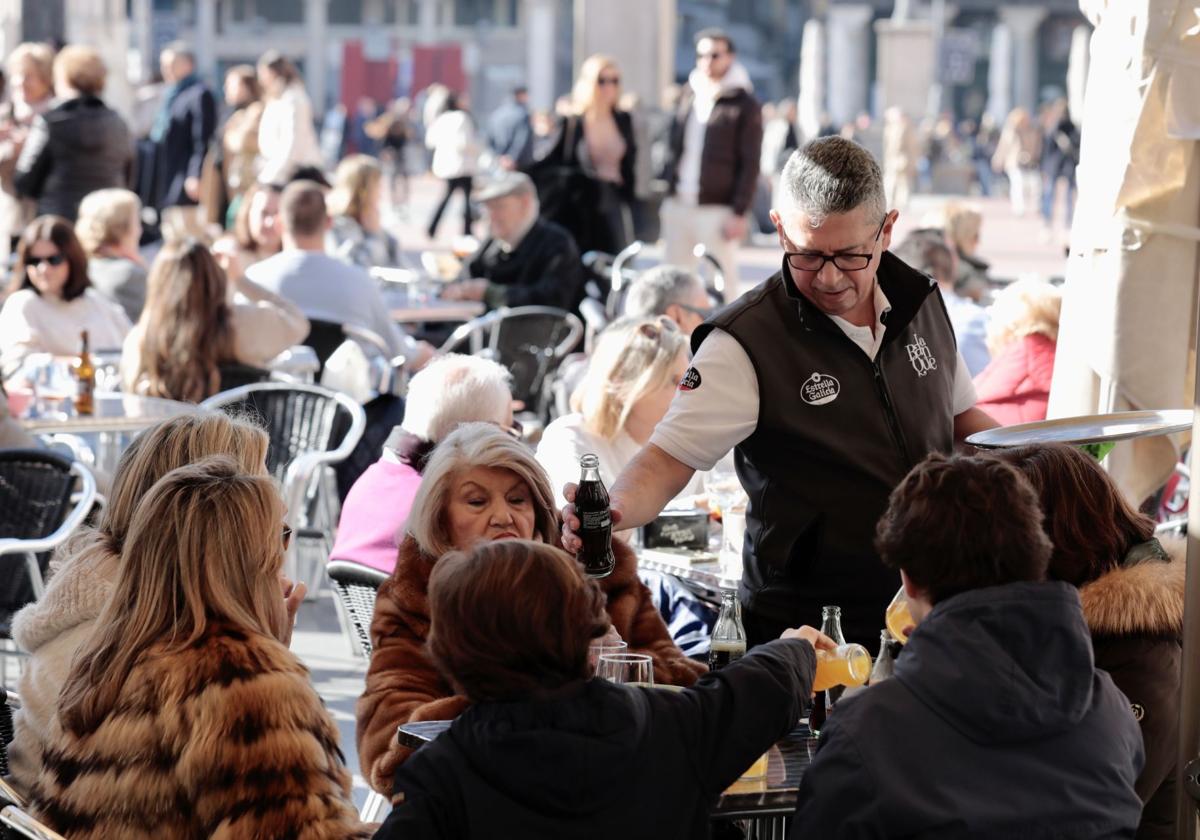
[1079,537,1184,840]
[30,623,371,840]
[356,534,708,794]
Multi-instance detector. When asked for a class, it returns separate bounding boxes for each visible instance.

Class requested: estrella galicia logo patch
[679,367,702,392]
[800,372,840,405]
[905,333,938,377]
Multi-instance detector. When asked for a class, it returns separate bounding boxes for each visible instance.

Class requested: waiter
[563,136,997,647]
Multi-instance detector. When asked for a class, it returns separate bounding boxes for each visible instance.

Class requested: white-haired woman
[527,53,635,254]
[330,354,514,574]
[355,422,707,794]
[537,315,703,507]
[973,278,1062,426]
[75,188,147,320]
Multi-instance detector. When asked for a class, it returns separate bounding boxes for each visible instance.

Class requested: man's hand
[721,213,749,242]
[184,176,201,202]
[560,481,625,554]
[442,279,487,301]
[781,625,837,652]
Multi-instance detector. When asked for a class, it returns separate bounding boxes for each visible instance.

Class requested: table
[637,546,740,599]
[397,719,814,822]
[382,287,485,324]
[18,393,202,435]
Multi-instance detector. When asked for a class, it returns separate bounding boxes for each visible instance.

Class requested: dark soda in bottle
[575,454,616,578]
[708,591,747,671]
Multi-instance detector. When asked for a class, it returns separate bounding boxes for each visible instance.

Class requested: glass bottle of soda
[869,629,898,685]
[821,606,848,708]
[575,454,616,578]
[708,590,747,671]
[73,330,95,416]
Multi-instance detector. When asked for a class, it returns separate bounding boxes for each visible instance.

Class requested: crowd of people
[0,24,1174,840]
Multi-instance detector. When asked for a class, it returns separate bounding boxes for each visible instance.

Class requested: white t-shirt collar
[828,282,891,360]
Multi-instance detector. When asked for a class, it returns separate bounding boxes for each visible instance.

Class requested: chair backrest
[216,361,272,392]
[0,805,65,840]
[440,307,583,413]
[301,319,350,375]
[200,383,353,485]
[326,560,389,657]
[0,451,76,624]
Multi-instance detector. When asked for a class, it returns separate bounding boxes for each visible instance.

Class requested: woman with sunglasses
[537,315,703,508]
[527,53,635,255]
[0,215,131,372]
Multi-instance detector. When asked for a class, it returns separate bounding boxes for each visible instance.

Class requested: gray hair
[400,354,513,443]
[779,136,886,227]
[623,265,704,319]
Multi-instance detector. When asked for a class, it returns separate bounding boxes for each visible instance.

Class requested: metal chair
[0,805,65,840]
[326,560,388,659]
[606,240,645,321]
[0,688,18,779]
[201,384,366,594]
[692,243,728,304]
[304,319,408,398]
[439,306,584,421]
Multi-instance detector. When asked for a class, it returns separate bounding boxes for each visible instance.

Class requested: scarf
[150,73,200,143]
[382,427,436,473]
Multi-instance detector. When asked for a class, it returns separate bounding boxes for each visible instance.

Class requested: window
[255,0,303,24]
[329,0,364,24]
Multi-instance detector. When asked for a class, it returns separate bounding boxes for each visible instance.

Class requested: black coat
[154,80,217,209]
[14,96,133,221]
[466,218,587,313]
[790,582,1145,840]
[375,638,815,839]
[1078,539,1184,840]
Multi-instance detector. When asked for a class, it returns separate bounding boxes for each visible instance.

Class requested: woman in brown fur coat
[356,422,708,794]
[996,444,1182,840]
[30,456,371,839]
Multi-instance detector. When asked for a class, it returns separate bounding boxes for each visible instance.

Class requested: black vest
[694,252,957,645]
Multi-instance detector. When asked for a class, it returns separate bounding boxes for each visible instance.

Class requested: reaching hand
[781,625,837,652]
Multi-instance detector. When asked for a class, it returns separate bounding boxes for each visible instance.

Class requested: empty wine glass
[588,639,628,675]
[595,653,654,687]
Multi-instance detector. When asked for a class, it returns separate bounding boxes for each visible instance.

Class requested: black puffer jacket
[15,95,133,221]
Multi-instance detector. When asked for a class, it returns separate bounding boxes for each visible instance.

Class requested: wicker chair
[200,384,366,594]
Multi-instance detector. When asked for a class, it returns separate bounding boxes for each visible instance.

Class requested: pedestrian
[992,107,1042,217]
[660,28,762,300]
[486,85,534,171]
[202,64,263,229]
[425,92,480,240]
[256,51,323,187]
[150,41,217,236]
[562,136,997,647]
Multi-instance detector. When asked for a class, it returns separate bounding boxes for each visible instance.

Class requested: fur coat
[356,533,708,794]
[7,535,117,796]
[1079,536,1184,840]
[29,622,371,840]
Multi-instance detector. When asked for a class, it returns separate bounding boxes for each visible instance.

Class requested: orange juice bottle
[885,589,914,644]
[813,644,872,692]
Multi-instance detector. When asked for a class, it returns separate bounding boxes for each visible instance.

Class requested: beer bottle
[821,606,848,710]
[708,591,747,671]
[73,330,95,416]
[869,629,899,685]
[575,454,616,578]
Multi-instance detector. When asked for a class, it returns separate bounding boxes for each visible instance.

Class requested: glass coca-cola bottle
[575,454,616,578]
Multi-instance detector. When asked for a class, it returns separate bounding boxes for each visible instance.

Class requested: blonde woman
[0,43,55,233]
[328,153,401,268]
[356,422,707,794]
[973,279,1063,426]
[7,413,270,797]
[30,456,369,838]
[121,238,308,402]
[256,51,323,185]
[75,188,147,320]
[537,315,701,507]
[528,53,635,254]
[941,202,990,299]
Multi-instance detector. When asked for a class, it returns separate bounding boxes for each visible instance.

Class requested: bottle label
[579,510,611,530]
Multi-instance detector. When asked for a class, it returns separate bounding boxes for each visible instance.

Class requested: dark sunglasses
[26,253,65,268]
[696,51,727,61]
[282,525,293,550]
[598,76,621,86]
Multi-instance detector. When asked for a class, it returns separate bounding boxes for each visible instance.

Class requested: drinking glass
[885,588,915,644]
[595,653,654,687]
[587,639,628,675]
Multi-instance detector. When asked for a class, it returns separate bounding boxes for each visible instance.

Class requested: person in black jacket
[994,443,1181,840]
[445,171,586,313]
[14,46,133,222]
[150,41,217,213]
[789,453,1145,840]
[526,54,635,256]
[374,538,831,839]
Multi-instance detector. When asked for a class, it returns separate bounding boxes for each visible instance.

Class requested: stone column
[525,0,557,110]
[306,0,328,112]
[797,18,825,141]
[873,16,934,119]
[195,0,217,84]
[131,0,153,84]
[999,4,1047,112]
[417,0,438,43]
[574,0,675,109]
[986,22,1012,125]
[826,4,873,127]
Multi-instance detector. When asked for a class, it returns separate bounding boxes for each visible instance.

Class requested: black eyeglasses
[26,254,65,268]
[783,215,887,274]
[597,76,621,86]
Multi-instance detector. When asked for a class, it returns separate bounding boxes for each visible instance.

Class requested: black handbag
[529,116,597,245]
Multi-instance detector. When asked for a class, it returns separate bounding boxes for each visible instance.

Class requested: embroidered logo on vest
[679,367,702,392]
[905,334,938,377]
[800,372,840,406]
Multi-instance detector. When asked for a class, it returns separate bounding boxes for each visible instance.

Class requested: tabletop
[396,719,815,817]
[18,392,203,434]
[382,286,485,324]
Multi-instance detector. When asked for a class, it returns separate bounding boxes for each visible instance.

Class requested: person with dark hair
[373,537,832,838]
[486,84,534,170]
[151,41,217,215]
[0,215,130,370]
[14,46,133,221]
[660,27,761,299]
[202,63,263,228]
[994,443,1181,840]
[789,452,1144,839]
